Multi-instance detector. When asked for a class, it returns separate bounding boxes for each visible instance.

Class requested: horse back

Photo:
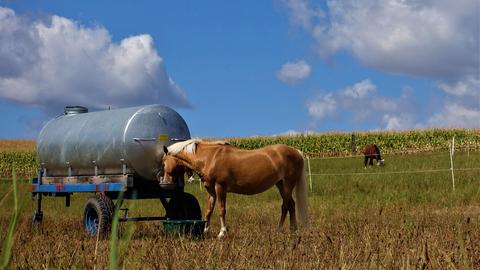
[206,144,303,186]
[363,144,380,156]
[252,144,303,166]
[217,144,302,165]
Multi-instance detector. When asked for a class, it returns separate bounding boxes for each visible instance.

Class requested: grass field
[0,147,479,269]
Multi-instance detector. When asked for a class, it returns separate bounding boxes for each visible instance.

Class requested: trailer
[30,104,202,236]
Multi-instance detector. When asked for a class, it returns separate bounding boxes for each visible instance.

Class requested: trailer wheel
[167,193,202,220]
[83,194,115,236]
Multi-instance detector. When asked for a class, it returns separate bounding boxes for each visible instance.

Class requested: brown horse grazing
[161,139,309,238]
[363,144,385,168]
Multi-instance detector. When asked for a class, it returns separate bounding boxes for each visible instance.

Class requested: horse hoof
[217,228,228,239]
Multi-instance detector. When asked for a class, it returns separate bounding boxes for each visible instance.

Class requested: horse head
[159,145,189,186]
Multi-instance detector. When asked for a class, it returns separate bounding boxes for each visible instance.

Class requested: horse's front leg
[215,183,228,239]
[204,186,216,234]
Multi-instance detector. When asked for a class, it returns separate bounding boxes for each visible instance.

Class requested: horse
[160,139,309,239]
[363,144,385,168]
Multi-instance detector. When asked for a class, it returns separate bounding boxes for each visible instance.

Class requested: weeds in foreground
[1,168,18,269]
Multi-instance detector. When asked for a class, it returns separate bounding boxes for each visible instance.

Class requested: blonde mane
[167,139,229,155]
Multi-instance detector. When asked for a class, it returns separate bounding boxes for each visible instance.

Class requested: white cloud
[277,129,316,136]
[0,7,190,115]
[307,80,417,130]
[279,0,323,29]
[438,76,480,99]
[382,114,415,130]
[342,79,376,98]
[428,75,480,128]
[281,0,480,129]
[277,60,312,84]
[427,103,480,128]
[307,93,336,119]
[310,0,479,80]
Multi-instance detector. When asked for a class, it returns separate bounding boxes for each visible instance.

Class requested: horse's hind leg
[276,181,288,231]
[281,179,297,232]
[286,195,296,231]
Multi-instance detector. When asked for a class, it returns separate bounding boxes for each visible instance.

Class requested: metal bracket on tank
[66,162,72,177]
[170,138,188,142]
[133,137,156,142]
[120,159,127,175]
[92,161,98,176]
[41,163,47,177]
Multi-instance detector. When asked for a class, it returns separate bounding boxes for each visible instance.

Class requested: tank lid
[64,106,88,115]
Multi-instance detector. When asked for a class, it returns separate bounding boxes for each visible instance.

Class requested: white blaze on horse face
[161,157,176,184]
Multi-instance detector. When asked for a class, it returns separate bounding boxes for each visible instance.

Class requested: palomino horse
[161,139,309,238]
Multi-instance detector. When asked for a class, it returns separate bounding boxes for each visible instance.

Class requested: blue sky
[0,0,478,139]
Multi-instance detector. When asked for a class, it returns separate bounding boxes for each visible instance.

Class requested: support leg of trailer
[66,193,71,207]
[33,193,43,222]
[160,197,170,217]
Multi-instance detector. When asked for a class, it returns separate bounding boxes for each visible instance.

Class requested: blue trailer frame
[31,178,126,193]
[30,171,203,236]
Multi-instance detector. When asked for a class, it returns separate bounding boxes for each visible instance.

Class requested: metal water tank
[36,104,190,180]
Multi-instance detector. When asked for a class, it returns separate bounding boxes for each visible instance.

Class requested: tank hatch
[64,106,88,115]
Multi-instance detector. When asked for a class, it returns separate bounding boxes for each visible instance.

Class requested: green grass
[0,150,479,268]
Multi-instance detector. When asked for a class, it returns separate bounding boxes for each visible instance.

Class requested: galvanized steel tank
[37,104,190,180]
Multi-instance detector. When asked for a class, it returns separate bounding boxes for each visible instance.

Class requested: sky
[0,0,478,139]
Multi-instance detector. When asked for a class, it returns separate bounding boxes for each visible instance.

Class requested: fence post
[467,141,470,158]
[449,136,455,192]
[307,155,313,191]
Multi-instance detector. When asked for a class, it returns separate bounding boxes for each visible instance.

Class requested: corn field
[228,128,480,157]
[1,128,479,179]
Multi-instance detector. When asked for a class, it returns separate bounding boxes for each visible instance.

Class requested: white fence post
[467,141,470,157]
[307,155,313,191]
[450,136,455,192]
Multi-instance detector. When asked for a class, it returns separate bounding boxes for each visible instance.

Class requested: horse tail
[295,150,309,226]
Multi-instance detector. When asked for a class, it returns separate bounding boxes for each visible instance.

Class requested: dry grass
[2,193,479,269]
[0,145,479,269]
[0,140,35,153]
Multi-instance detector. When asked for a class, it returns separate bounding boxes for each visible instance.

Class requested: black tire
[166,193,202,220]
[83,194,115,236]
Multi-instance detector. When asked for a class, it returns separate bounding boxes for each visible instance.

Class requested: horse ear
[163,145,169,155]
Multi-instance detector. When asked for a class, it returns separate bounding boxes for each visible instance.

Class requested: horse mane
[167,139,229,155]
